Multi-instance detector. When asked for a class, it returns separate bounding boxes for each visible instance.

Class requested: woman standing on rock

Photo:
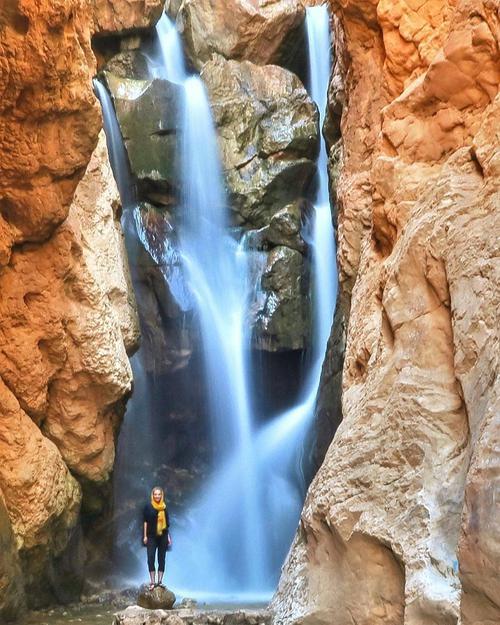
[143,486,171,590]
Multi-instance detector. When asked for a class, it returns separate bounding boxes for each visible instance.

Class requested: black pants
[146,532,168,572]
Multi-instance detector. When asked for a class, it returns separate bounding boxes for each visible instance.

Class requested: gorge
[0,1,498,625]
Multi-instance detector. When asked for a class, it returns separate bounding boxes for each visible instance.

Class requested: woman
[143,486,171,590]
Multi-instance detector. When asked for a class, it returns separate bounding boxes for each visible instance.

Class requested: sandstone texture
[0,0,146,611]
[173,0,305,69]
[273,1,499,624]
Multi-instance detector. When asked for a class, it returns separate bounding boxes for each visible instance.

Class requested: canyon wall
[0,0,163,617]
[274,1,499,624]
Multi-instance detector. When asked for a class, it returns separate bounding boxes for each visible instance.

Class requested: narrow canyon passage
[96,6,338,602]
[0,1,498,624]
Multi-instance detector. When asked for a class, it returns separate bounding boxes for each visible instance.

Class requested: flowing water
[95,6,336,603]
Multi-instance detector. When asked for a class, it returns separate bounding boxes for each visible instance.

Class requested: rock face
[203,56,318,228]
[203,56,317,350]
[174,0,305,69]
[273,1,499,624]
[0,0,144,608]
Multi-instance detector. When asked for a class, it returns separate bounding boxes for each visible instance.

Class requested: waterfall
[93,79,135,210]
[95,6,337,603]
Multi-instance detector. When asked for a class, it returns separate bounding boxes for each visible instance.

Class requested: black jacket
[143,502,170,538]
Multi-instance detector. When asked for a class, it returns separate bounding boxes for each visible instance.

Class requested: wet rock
[253,246,310,352]
[175,0,305,69]
[264,202,306,253]
[127,202,194,374]
[202,56,318,228]
[103,72,182,203]
[137,585,176,610]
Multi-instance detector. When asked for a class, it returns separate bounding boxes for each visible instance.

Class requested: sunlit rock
[93,0,164,35]
[174,0,305,69]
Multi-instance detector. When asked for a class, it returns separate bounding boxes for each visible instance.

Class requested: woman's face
[153,489,163,502]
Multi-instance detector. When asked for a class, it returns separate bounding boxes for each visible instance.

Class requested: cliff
[0,0,160,615]
[273,1,499,624]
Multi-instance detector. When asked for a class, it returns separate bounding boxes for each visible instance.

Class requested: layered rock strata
[0,0,148,614]
[274,1,499,624]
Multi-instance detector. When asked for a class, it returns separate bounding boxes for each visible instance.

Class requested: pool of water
[21,604,118,625]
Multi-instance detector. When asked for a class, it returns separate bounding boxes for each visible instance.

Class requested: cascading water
[95,6,336,602]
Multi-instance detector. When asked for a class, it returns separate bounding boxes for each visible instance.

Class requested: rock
[253,246,310,351]
[114,605,271,625]
[0,125,139,607]
[273,1,500,624]
[0,495,25,621]
[175,0,305,69]
[265,202,306,253]
[93,0,164,35]
[179,598,197,609]
[104,50,152,81]
[126,203,194,374]
[202,56,318,228]
[137,585,176,610]
[103,73,183,202]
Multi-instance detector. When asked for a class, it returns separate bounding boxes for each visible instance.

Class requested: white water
[96,7,337,600]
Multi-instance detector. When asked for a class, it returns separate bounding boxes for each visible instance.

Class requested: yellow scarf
[151,495,167,536]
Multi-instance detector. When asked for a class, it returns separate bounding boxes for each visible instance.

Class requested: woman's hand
[143,536,148,545]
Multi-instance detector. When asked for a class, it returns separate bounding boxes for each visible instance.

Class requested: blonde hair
[151,486,164,497]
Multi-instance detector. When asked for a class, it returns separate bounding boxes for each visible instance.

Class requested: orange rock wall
[274,1,499,624]
[0,0,150,614]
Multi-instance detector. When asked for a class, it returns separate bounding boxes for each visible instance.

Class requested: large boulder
[202,56,318,228]
[174,0,305,69]
[93,0,164,35]
[125,203,194,374]
[103,72,183,204]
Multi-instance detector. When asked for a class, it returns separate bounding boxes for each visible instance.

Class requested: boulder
[103,72,182,203]
[125,203,194,374]
[202,56,318,228]
[175,0,305,69]
[93,0,164,35]
[137,585,176,610]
